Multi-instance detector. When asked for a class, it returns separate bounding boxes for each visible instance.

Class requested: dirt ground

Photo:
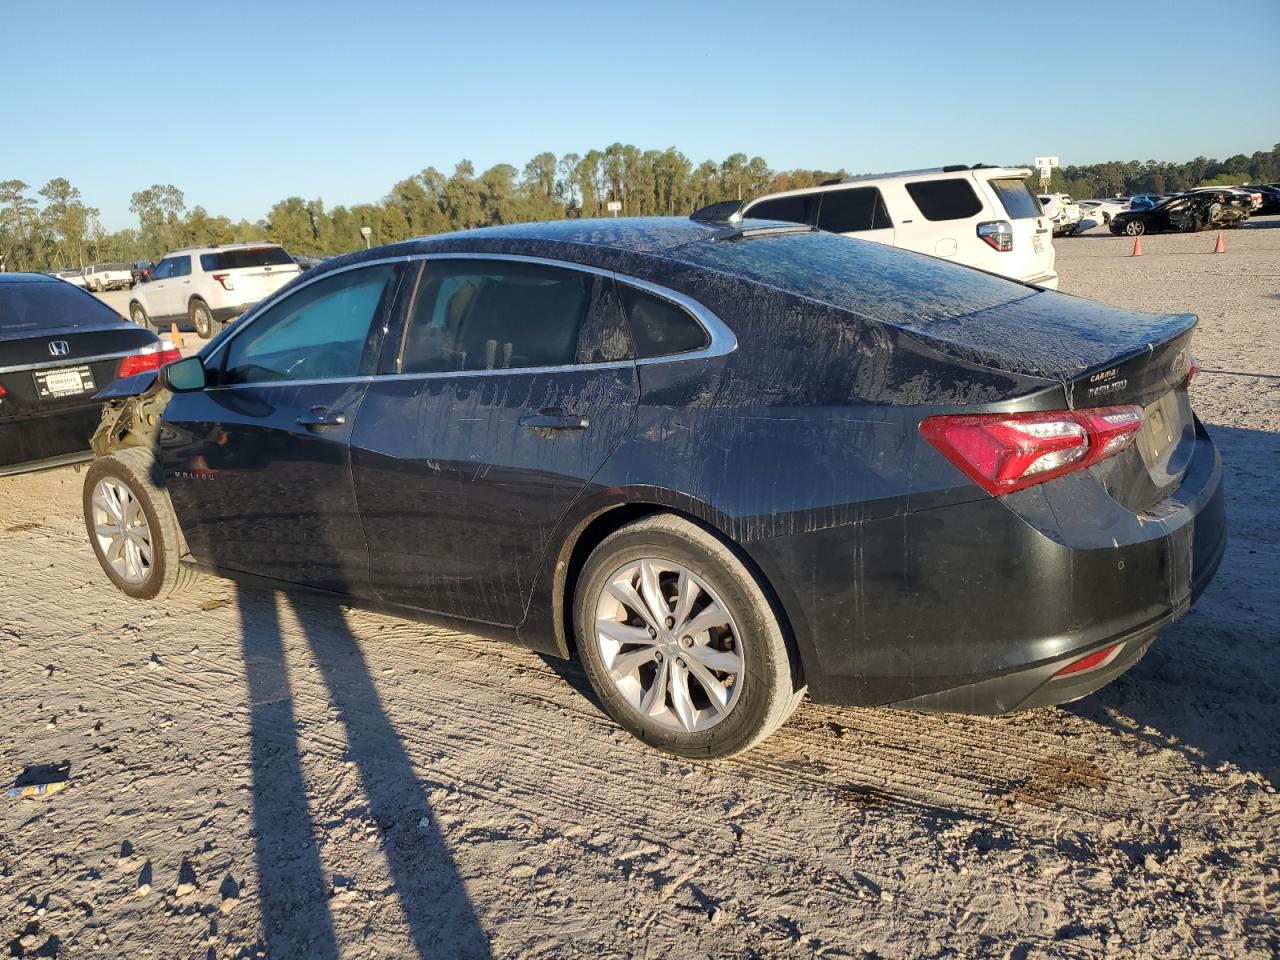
[3,222,1278,959]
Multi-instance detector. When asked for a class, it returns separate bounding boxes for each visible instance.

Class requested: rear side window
[904,179,984,221]
[619,285,709,359]
[400,260,592,374]
[0,280,119,334]
[747,194,819,225]
[200,247,295,271]
[990,178,1043,219]
[817,187,893,233]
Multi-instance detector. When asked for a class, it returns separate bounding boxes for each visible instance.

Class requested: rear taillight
[0,384,6,399]
[977,220,1013,252]
[212,272,235,291]
[118,341,183,378]
[1186,352,1201,386]
[920,405,1144,496]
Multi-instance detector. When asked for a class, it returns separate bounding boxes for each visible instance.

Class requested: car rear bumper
[1023,271,1059,290]
[0,404,101,472]
[747,418,1225,712]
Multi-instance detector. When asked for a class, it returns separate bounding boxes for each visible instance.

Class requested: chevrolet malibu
[82,213,1226,758]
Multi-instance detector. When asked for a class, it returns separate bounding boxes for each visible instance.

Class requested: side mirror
[161,355,207,392]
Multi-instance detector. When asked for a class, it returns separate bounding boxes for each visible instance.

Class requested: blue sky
[4,0,1278,230]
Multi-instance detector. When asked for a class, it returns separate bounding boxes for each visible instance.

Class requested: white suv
[743,165,1057,289]
[128,243,302,339]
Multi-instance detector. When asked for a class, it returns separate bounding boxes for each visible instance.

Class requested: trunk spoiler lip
[93,370,158,401]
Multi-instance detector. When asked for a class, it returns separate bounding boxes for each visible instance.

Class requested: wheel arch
[546,497,807,690]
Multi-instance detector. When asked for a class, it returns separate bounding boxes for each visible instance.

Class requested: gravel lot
[3,222,1277,959]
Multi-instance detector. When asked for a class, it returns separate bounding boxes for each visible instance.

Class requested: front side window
[619,284,709,359]
[221,263,396,385]
[151,258,175,281]
[171,256,192,278]
[905,178,984,221]
[816,187,892,233]
[399,260,592,374]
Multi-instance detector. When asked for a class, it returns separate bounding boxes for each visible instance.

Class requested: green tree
[0,179,40,271]
[130,184,186,259]
[39,177,99,268]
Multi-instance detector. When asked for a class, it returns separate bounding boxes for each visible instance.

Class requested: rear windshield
[990,178,1043,218]
[0,279,120,335]
[199,247,295,271]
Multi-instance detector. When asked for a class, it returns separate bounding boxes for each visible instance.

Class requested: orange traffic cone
[169,322,185,349]
[1213,231,1225,254]
[1131,236,1142,257]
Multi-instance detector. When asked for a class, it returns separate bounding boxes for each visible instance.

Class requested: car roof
[164,242,287,254]
[0,273,61,285]
[744,166,1032,206]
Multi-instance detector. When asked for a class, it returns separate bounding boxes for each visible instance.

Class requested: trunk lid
[890,290,1199,512]
[199,246,301,301]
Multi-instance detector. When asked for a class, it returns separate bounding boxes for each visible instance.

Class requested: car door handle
[520,408,589,434]
[296,406,347,427]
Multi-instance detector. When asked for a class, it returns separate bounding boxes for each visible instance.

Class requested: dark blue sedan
[82,213,1225,757]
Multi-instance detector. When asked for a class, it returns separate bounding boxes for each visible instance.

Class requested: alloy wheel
[593,558,744,733]
[91,478,153,584]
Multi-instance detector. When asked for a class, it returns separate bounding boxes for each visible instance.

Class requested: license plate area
[33,365,96,399]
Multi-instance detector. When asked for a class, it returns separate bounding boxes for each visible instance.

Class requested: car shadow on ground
[237,587,492,959]
[1066,423,1280,787]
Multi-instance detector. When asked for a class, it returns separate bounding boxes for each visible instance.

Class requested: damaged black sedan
[82,213,1225,758]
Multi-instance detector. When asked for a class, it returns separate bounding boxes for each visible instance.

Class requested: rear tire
[1124,220,1146,236]
[191,299,215,339]
[574,514,804,758]
[83,447,200,601]
[129,301,150,330]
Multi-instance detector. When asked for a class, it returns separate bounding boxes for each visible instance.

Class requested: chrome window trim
[0,349,139,375]
[201,250,738,385]
[375,360,635,384]
[403,252,737,367]
[204,375,375,392]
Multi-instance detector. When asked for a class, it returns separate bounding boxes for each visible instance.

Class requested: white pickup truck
[83,262,134,292]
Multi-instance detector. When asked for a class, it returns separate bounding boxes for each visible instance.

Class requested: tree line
[3,142,1278,271]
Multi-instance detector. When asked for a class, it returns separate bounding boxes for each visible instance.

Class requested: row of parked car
[1031,184,1278,238]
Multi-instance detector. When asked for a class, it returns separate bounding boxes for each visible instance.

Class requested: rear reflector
[920,405,1144,496]
[118,342,183,378]
[1055,643,1121,677]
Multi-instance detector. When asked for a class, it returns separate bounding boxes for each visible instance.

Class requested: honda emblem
[48,340,70,356]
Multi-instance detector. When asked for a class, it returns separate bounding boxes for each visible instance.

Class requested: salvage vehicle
[51,267,89,288]
[1110,193,1249,235]
[742,165,1058,288]
[82,214,1226,758]
[83,262,134,292]
[1077,198,1128,226]
[1,273,178,476]
[128,243,302,340]
[1037,193,1082,236]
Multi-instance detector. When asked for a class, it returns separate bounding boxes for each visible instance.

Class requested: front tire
[83,448,199,601]
[191,299,215,339]
[574,514,804,758]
